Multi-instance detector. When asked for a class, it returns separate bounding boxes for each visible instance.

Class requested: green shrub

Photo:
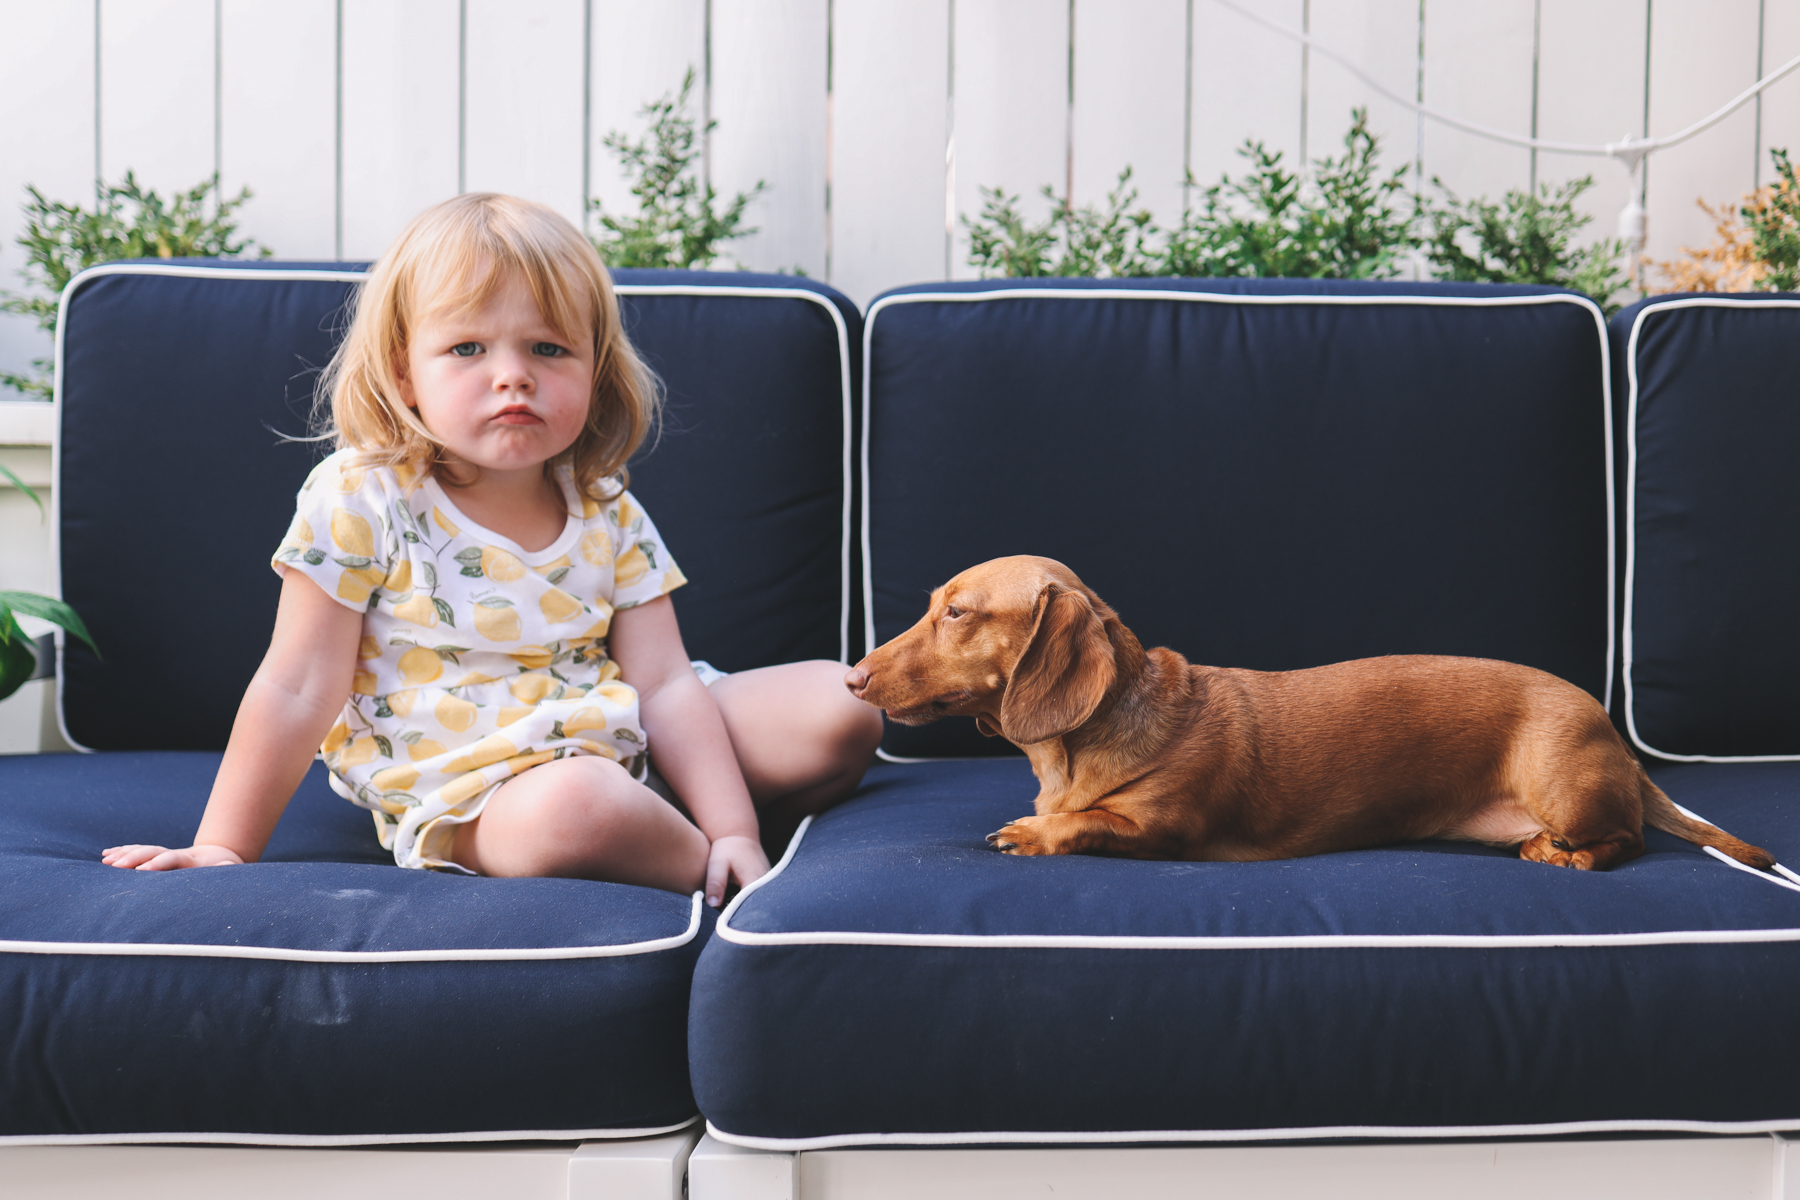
[964,108,1629,307]
[1,173,267,398]
[1747,148,1800,291]
[1164,109,1414,279]
[965,168,1161,278]
[590,69,765,270]
[1420,175,1630,314]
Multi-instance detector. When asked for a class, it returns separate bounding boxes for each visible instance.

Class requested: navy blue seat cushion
[0,751,709,1143]
[1610,295,1800,759]
[863,279,1612,759]
[690,758,1800,1147]
[56,264,856,752]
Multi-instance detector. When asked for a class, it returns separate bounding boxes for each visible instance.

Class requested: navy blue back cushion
[56,264,855,751]
[864,280,1612,759]
[1611,295,1800,759]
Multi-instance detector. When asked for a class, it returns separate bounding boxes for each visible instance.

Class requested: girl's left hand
[705,834,771,908]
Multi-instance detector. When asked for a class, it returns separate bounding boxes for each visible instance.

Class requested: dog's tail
[1639,772,1776,870]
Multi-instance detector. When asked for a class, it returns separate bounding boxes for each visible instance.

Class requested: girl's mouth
[493,407,541,425]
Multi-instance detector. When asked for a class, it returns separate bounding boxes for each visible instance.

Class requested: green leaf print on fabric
[432,597,456,627]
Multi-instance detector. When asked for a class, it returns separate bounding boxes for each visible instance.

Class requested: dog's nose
[844,667,869,695]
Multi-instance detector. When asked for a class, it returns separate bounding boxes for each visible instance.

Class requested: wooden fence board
[1536,0,1648,260]
[589,0,707,241]
[1420,0,1534,210]
[1189,0,1304,203]
[98,0,215,196]
[1645,0,1761,269]
[1071,0,1188,228]
[832,0,952,301]
[464,0,586,230]
[221,0,336,259]
[339,0,461,262]
[951,0,1071,278]
[0,0,96,382]
[709,0,829,276]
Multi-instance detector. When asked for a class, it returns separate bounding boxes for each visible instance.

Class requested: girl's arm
[609,594,769,905]
[102,569,363,871]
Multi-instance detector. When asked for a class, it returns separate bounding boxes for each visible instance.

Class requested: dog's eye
[944,606,964,619]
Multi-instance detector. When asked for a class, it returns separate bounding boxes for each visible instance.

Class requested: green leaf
[0,591,99,656]
[385,792,419,807]
[550,720,568,740]
[453,547,485,566]
[402,531,420,543]
[398,729,423,745]
[418,561,438,589]
[0,612,36,701]
[302,548,326,565]
[639,540,659,568]
[459,565,484,579]
[373,700,393,719]
[545,566,570,585]
[373,735,394,759]
[334,555,373,569]
[0,461,44,518]
[432,597,455,626]
[476,596,515,609]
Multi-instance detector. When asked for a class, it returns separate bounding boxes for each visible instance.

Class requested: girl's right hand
[101,843,246,871]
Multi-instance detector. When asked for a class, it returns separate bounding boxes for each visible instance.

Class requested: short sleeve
[271,453,398,611]
[608,490,687,610]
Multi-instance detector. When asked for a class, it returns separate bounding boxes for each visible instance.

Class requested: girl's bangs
[411,222,598,353]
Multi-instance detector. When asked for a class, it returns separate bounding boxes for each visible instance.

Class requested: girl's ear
[999,586,1116,745]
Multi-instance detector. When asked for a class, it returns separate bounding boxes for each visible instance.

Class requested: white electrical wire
[1212,0,1800,172]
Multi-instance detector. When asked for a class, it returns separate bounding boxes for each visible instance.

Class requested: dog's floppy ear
[999,586,1116,745]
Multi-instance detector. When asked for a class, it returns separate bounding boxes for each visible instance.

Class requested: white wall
[1,0,1796,380]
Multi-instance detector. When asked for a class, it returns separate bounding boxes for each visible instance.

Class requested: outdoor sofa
[1,264,1795,1199]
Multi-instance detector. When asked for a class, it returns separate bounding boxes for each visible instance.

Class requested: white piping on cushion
[0,1114,699,1149]
[715,809,1798,950]
[1703,846,1800,895]
[703,1114,1800,1152]
[0,892,702,962]
[860,289,1614,764]
[1620,296,1800,762]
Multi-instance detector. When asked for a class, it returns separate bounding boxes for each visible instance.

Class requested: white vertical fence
[2,0,1798,384]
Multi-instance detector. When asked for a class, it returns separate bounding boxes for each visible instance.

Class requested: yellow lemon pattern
[276,449,687,872]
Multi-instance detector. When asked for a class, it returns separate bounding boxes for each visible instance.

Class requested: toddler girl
[103,193,882,905]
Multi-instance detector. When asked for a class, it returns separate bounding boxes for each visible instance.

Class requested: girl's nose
[491,352,535,390]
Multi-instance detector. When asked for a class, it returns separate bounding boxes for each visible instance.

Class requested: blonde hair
[318,193,659,498]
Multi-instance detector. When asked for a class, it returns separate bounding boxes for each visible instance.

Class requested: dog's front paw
[987,816,1050,855]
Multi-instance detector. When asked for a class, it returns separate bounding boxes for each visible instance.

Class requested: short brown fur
[846,556,1775,871]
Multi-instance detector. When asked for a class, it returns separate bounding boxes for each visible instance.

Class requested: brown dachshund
[845,555,1775,871]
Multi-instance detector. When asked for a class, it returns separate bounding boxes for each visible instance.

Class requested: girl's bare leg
[707,660,885,857]
[451,756,709,891]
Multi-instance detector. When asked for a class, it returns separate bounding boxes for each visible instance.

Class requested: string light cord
[1211,0,1800,252]
[1212,0,1800,171]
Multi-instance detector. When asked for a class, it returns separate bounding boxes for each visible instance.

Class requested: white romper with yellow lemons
[272,449,687,871]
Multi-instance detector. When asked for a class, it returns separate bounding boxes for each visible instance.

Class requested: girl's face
[399,273,595,479]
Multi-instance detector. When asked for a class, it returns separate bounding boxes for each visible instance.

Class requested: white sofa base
[691,1131,1798,1200]
[2,1127,700,1200]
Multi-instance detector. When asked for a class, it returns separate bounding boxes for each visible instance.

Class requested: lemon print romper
[272,449,688,871]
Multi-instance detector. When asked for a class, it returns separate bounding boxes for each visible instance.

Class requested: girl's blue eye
[451,342,481,357]
[534,342,566,357]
